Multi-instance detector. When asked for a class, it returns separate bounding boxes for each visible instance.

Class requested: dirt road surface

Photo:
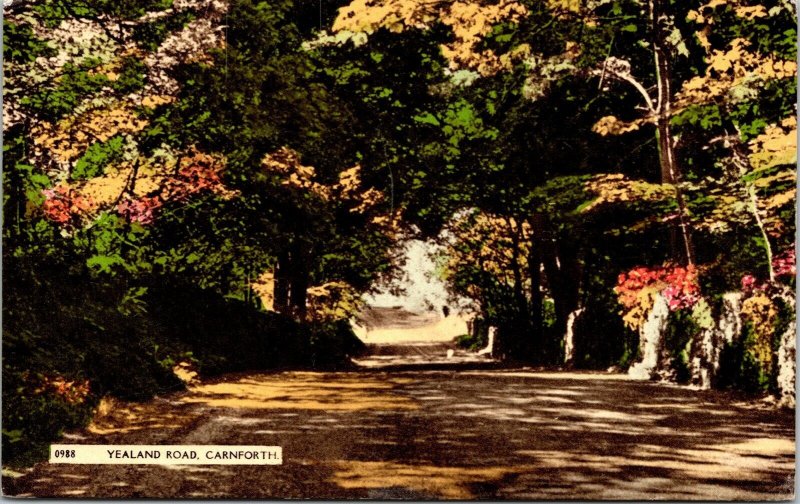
[3,368,794,499]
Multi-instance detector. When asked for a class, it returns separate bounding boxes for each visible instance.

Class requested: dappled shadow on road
[181,372,417,411]
[87,397,203,435]
[4,370,794,499]
[367,371,795,500]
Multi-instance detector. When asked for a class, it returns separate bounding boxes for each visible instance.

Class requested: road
[3,367,794,499]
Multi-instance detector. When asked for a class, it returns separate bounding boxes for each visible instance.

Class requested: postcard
[2,0,795,499]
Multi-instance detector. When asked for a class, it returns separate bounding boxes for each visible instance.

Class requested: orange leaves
[261,147,327,197]
[8,0,238,232]
[748,116,797,172]
[251,270,277,311]
[591,115,648,136]
[114,149,235,224]
[41,186,98,227]
[705,38,795,79]
[546,0,583,13]
[32,104,148,168]
[444,211,532,297]
[688,0,770,24]
[438,0,529,75]
[334,165,385,214]
[31,374,91,405]
[675,35,797,110]
[333,0,433,33]
[22,371,91,404]
[332,0,528,76]
[173,150,235,200]
[39,147,235,227]
[582,174,675,213]
[743,116,797,238]
[141,95,175,109]
[734,5,768,20]
[615,265,701,330]
[680,2,796,119]
[336,165,362,194]
[330,0,583,82]
[261,147,388,222]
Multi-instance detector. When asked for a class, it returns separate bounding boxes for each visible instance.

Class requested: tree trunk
[274,250,290,314]
[507,217,530,357]
[728,132,775,281]
[543,242,581,339]
[289,266,309,320]
[289,242,310,320]
[528,214,545,357]
[651,0,694,265]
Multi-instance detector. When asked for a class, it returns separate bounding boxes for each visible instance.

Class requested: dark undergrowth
[3,260,363,467]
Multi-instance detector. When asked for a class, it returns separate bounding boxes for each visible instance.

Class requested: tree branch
[592,66,656,115]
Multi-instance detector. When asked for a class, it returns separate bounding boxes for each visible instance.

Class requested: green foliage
[19,55,147,122]
[132,10,196,51]
[699,232,772,297]
[717,321,772,393]
[3,254,361,465]
[72,135,128,180]
[690,299,714,330]
[665,310,699,383]
[671,104,722,130]
[454,318,490,351]
[3,20,56,63]
[2,378,95,467]
[572,261,637,370]
[32,0,174,27]
[20,60,110,121]
[73,213,151,275]
[308,320,366,368]
[112,57,148,94]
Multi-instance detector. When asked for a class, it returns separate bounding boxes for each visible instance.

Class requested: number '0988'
[54,449,76,458]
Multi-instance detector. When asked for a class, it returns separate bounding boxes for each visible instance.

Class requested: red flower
[616,264,700,312]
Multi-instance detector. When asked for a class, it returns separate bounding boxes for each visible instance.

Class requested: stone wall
[626,291,796,407]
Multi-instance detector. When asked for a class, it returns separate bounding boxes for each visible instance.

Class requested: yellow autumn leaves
[741,292,779,375]
[675,38,796,111]
[444,212,532,300]
[749,116,798,172]
[332,0,529,76]
[259,147,386,220]
[32,104,148,168]
[582,174,676,213]
[592,36,797,137]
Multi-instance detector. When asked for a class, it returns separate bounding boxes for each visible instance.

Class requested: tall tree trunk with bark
[651,0,695,265]
[528,214,545,359]
[507,217,530,358]
[289,242,310,320]
[274,250,291,314]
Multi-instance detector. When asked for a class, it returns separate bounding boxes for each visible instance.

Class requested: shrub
[3,263,359,466]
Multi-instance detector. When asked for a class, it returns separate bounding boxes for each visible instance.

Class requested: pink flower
[772,246,796,278]
[117,196,163,224]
